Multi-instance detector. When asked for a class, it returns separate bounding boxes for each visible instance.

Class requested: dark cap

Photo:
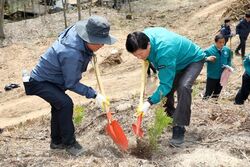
[76,15,117,45]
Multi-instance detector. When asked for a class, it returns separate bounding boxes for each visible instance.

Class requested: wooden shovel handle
[139,60,149,106]
[92,54,111,121]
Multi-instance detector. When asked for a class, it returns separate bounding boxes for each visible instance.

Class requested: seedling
[131,107,172,159]
[147,107,172,150]
[73,105,85,125]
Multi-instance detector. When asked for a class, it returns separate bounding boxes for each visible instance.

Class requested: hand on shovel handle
[132,60,149,138]
[92,54,128,151]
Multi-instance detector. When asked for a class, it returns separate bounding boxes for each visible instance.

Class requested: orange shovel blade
[132,114,144,137]
[106,120,128,151]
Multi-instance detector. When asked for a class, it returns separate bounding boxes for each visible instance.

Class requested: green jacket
[144,27,204,104]
[204,44,232,79]
[244,54,250,76]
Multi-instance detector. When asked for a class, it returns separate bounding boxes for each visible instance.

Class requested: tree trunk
[0,0,5,39]
[62,0,67,28]
[23,4,26,20]
[88,0,92,16]
[77,0,81,20]
[31,0,35,16]
[128,0,131,13]
[44,0,47,15]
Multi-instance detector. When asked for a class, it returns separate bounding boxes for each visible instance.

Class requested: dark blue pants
[236,36,247,57]
[224,37,229,45]
[235,72,250,104]
[24,78,75,145]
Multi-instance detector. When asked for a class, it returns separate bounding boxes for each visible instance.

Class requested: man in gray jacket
[24,16,116,156]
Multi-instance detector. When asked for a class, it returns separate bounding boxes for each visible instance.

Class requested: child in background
[235,54,250,105]
[203,34,233,99]
[220,19,234,45]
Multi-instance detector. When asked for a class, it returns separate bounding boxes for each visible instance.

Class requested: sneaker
[50,142,64,150]
[169,126,186,147]
[66,141,85,156]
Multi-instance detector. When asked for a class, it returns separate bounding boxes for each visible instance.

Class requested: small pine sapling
[148,107,172,150]
[73,105,85,125]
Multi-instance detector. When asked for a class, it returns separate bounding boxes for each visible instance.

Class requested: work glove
[96,93,110,109]
[135,101,151,117]
[205,56,216,63]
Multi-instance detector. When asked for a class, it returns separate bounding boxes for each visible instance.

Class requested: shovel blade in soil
[132,123,144,137]
[132,114,144,138]
[106,120,128,151]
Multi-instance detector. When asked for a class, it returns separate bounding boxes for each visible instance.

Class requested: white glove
[223,65,234,72]
[136,101,151,116]
[96,93,110,108]
[206,56,216,62]
[231,32,236,37]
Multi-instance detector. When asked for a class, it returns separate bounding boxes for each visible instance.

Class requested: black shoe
[235,50,240,56]
[50,142,64,150]
[234,101,244,105]
[169,126,186,147]
[66,141,85,156]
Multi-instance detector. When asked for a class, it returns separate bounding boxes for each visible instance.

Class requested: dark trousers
[203,78,223,99]
[235,72,250,104]
[164,60,204,126]
[236,36,247,57]
[224,37,229,45]
[147,63,157,76]
[24,79,75,145]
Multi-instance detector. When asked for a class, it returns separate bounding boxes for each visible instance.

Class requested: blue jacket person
[23,16,116,156]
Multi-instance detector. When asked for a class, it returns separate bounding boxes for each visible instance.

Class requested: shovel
[92,55,128,151]
[132,60,149,138]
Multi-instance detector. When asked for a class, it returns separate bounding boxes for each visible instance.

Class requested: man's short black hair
[215,34,225,42]
[224,19,231,23]
[125,31,150,53]
[246,12,250,18]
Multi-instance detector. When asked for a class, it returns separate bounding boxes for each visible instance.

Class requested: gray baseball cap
[75,15,117,45]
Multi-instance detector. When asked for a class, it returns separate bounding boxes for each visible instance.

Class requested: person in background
[235,53,250,105]
[220,18,234,45]
[235,12,250,58]
[203,34,232,99]
[23,16,115,156]
[125,27,205,147]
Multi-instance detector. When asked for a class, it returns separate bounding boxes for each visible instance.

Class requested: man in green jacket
[203,34,232,99]
[235,53,250,105]
[125,27,205,146]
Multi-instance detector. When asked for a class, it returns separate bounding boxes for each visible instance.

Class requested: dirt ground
[1,0,250,166]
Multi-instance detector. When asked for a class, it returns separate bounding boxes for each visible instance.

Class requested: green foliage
[192,80,203,98]
[73,105,85,125]
[46,31,57,38]
[147,107,172,150]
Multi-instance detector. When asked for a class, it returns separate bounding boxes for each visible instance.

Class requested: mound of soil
[100,49,123,67]
[130,138,154,160]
